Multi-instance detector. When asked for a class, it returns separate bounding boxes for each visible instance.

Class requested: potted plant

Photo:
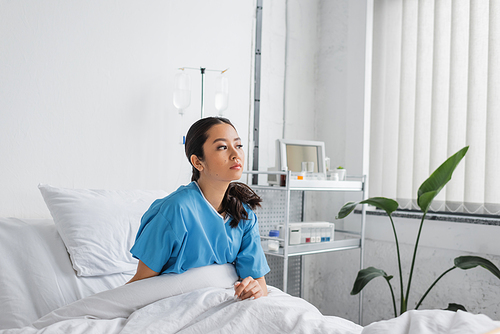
[335,166,346,181]
[336,146,500,316]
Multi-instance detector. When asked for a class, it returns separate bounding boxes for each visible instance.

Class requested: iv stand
[200,68,205,118]
[179,67,228,119]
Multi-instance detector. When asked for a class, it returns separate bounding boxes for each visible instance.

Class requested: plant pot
[335,169,346,181]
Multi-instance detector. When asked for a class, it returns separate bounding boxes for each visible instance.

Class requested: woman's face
[195,123,245,183]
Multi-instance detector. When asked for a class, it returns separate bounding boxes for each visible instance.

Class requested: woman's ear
[190,154,204,172]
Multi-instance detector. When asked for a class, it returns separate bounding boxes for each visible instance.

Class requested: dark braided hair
[184,117,262,228]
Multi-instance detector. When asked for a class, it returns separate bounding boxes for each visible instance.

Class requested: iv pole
[178,67,228,119]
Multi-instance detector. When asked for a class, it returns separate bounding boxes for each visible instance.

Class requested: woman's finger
[234,277,253,297]
[241,286,263,300]
[237,278,263,300]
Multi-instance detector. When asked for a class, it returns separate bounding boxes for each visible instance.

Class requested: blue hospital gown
[130,181,270,279]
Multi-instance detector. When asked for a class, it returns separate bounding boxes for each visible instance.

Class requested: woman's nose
[231,150,238,160]
[230,146,241,160]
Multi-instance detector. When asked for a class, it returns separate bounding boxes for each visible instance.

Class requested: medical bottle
[268,230,280,252]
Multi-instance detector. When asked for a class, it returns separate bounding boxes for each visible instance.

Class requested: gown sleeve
[130,210,184,273]
[234,210,270,279]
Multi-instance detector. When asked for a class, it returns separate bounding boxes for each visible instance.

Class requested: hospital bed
[0,185,498,334]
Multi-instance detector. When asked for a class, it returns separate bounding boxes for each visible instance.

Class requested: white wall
[282,0,319,140]
[0,0,256,217]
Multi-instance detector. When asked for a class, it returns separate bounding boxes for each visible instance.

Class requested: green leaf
[362,197,399,214]
[336,197,399,219]
[417,146,468,213]
[444,303,467,312]
[454,256,500,280]
[350,267,392,295]
[417,191,437,212]
[336,201,358,219]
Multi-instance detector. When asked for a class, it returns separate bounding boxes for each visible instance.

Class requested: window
[369,0,500,215]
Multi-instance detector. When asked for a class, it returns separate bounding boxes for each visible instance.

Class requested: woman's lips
[230,163,242,170]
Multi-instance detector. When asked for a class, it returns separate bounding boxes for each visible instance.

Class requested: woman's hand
[234,276,268,300]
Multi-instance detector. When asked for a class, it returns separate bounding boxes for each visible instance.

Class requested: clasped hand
[234,276,265,300]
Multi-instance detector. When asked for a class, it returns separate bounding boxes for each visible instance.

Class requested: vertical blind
[369,0,500,215]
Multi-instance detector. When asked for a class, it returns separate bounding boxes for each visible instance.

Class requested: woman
[128,117,270,300]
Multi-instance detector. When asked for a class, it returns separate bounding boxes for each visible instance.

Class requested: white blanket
[2,288,361,334]
[361,309,500,334]
[1,264,360,334]
[1,264,498,334]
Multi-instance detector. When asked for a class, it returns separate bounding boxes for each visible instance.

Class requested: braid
[219,182,262,228]
[191,167,200,182]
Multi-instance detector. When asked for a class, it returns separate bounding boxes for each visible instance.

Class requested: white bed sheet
[0,218,132,329]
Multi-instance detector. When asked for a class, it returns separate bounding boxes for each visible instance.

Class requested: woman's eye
[218,145,227,150]
[237,144,243,149]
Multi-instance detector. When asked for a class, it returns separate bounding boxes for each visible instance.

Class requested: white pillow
[38,184,168,277]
